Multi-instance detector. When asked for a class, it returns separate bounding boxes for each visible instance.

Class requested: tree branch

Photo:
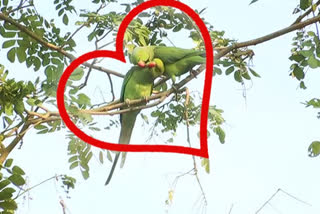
[291,0,320,25]
[0,13,124,78]
[216,15,320,60]
[0,120,32,164]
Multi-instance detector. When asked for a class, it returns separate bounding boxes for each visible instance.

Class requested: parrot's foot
[172,84,179,102]
[190,69,198,78]
[172,83,178,92]
[124,98,131,106]
[143,96,149,104]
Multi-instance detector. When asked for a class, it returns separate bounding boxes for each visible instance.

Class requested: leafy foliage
[67,134,92,180]
[0,159,26,213]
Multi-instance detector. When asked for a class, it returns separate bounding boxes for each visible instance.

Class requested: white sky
[2,0,320,214]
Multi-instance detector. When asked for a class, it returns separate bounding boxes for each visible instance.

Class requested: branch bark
[0,13,124,78]
[216,15,320,60]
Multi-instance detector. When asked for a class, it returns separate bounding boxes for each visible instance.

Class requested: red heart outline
[57,0,213,158]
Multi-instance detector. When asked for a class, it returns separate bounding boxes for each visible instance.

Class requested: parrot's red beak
[147,62,156,68]
[138,61,146,67]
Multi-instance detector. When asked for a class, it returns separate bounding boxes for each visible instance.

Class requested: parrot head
[130,47,153,68]
[150,58,164,78]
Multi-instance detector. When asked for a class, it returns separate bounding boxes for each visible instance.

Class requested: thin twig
[14,174,64,200]
[255,189,280,214]
[292,0,320,25]
[184,87,208,207]
[280,188,312,206]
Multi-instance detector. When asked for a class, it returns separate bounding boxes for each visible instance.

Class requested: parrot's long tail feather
[105,113,137,185]
[105,152,120,185]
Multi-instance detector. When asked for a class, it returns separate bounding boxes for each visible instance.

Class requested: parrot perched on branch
[130,46,206,83]
[105,58,164,185]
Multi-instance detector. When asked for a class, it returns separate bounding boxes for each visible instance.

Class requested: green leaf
[249,0,259,5]
[2,40,15,49]
[34,124,47,130]
[4,159,13,168]
[305,98,320,108]
[213,67,222,75]
[8,174,25,186]
[77,93,91,106]
[7,47,16,63]
[300,0,311,10]
[293,66,305,80]
[51,58,61,65]
[81,170,89,180]
[289,54,305,63]
[249,68,261,77]
[0,188,15,200]
[13,100,24,115]
[307,55,319,69]
[234,70,242,82]
[225,66,234,75]
[0,180,10,191]
[201,158,210,173]
[70,67,84,81]
[300,81,307,89]
[58,9,64,16]
[299,49,313,57]
[4,103,13,116]
[0,30,16,38]
[12,166,25,175]
[68,155,78,163]
[214,126,225,144]
[2,0,8,6]
[242,71,251,80]
[63,14,69,25]
[172,23,183,32]
[308,141,320,157]
[99,151,104,164]
[88,31,96,41]
[16,47,26,63]
[138,35,147,46]
[69,161,79,170]
[138,12,150,17]
[0,200,18,210]
[106,150,113,162]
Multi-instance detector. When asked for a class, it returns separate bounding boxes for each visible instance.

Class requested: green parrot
[105,58,164,185]
[130,46,206,83]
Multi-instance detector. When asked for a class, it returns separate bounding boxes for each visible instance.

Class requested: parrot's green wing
[153,46,205,64]
[165,55,206,83]
[119,66,136,122]
[105,62,164,186]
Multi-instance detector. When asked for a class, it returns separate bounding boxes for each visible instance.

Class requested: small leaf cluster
[151,94,226,144]
[67,134,93,180]
[0,158,26,213]
[54,0,76,26]
[60,175,76,196]
[0,65,35,117]
[207,106,225,144]
[212,32,259,82]
[289,31,320,89]
[308,141,320,157]
[214,57,260,82]
[304,99,320,156]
